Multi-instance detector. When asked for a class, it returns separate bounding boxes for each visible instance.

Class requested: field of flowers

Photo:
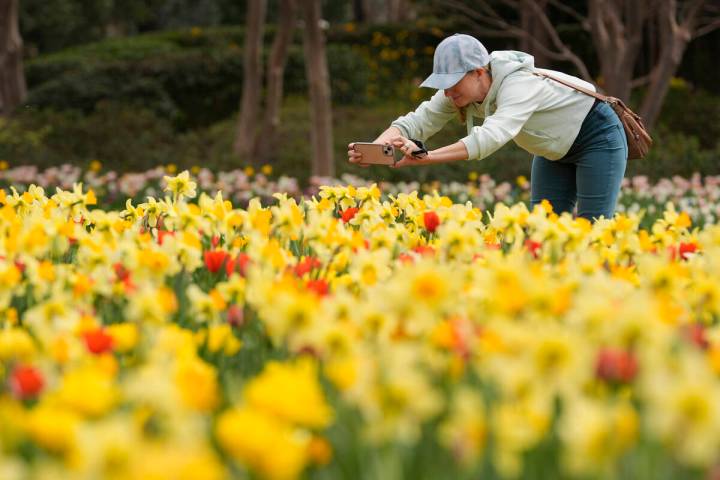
[1,168,720,479]
[3,163,720,228]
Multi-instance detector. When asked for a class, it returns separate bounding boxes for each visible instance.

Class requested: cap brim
[419,72,465,89]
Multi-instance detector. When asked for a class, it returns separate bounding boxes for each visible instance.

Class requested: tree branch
[694,17,720,38]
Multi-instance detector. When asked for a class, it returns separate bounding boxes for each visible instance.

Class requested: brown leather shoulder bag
[533,72,653,160]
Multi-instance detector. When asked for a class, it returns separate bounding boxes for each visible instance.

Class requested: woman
[347,33,628,221]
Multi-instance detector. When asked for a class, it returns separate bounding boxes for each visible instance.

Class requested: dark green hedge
[23,22,450,129]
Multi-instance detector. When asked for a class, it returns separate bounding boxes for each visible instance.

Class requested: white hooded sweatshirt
[390,50,597,161]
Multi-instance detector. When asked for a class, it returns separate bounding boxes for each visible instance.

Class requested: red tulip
[226,253,252,277]
[412,245,436,257]
[293,257,322,277]
[524,239,542,259]
[423,211,440,233]
[10,365,44,400]
[684,323,710,350]
[156,229,175,245]
[211,235,221,248]
[341,207,359,224]
[306,279,330,297]
[204,250,230,273]
[227,304,245,327]
[668,242,699,261]
[398,253,415,264]
[83,328,114,355]
[595,348,638,383]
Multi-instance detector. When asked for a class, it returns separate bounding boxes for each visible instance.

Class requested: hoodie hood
[478,50,536,116]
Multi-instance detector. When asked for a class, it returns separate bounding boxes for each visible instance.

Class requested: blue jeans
[530,100,628,221]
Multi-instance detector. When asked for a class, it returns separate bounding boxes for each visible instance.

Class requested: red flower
[595,348,638,383]
[668,242,699,261]
[306,279,330,297]
[204,250,230,273]
[226,253,252,277]
[226,304,245,327]
[423,211,440,233]
[83,328,114,355]
[113,262,130,282]
[10,365,44,400]
[293,257,322,277]
[341,207,359,224]
[684,323,710,350]
[156,229,175,245]
[398,253,415,264]
[524,239,542,259]
[211,235,221,248]
[412,245,436,257]
[112,262,135,292]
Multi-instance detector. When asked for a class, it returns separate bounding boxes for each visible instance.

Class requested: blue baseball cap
[420,34,490,89]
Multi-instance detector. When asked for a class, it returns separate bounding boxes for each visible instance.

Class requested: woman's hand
[389,135,432,168]
[347,142,373,168]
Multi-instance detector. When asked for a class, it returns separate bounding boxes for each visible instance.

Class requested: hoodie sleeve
[460,72,544,161]
[390,90,458,141]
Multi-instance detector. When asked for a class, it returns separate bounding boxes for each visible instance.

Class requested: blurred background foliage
[3,0,719,185]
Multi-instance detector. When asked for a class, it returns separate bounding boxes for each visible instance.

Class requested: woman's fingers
[347,146,370,168]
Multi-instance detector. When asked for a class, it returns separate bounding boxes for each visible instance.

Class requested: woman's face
[443,68,492,107]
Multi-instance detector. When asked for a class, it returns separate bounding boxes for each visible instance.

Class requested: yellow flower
[0,328,36,360]
[261,164,273,175]
[244,358,333,429]
[216,406,309,480]
[59,366,117,417]
[164,170,197,200]
[107,323,139,352]
[175,355,219,412]
[26,405,78,454]
[204,324,242,356]
[325,356,358,391]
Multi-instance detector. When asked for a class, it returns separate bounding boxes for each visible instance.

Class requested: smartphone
[352,142,398,165]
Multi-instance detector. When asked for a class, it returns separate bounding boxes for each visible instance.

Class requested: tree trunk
[233,0,268,159]
[300,0,334,178]
[520,0,550,67]
[388,0,413,22]
[587,0,646,101]
[639,0,703,129]
[0,0,27,116]
[353,0,366,23]
[252,0,297,164]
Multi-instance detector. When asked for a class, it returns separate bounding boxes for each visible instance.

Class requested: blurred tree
[519,0,549,67]
[301,0,334,177]
[252,0,298,164]
[0,0,26,115]
[639,0,720,128]
[438,0,720,130]
[357,0,416,23]
[233,0,268,159]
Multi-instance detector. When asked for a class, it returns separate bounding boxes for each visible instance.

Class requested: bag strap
[533,71,611,103]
